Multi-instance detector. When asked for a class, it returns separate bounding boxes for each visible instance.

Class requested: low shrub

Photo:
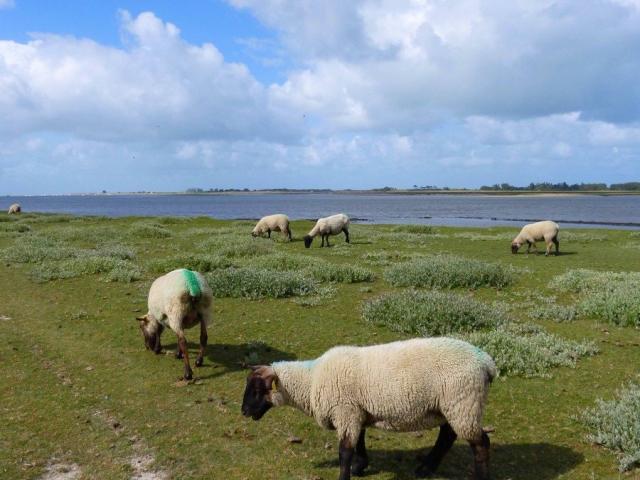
[30,256,142,283]
[550,269,640,294]
[307,263,374,283]
[129,222,172,239]
[528,303,578,322]
[200,237,274,258]
[550,269,640,326]
[362,290,505,336]
[384,255,516,289]
[390,224,435,234]
[462,323,598,377]
[2,236,76,263]
[147,253,233,274]
[205,268,316,299]
[580,382,640,472]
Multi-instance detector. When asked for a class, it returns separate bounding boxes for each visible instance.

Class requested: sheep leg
[415,423,457,477]
[545,241,552,256]
[287,227,292,241]
[343,227,350,243]
[469,432,490,480]
[553,237,560,255]
[153,324,164,354]
[267,229,271,239]
[195,319,207,367]
[338,437,354,480]
[351,429,369,476]
[326,235,331,247]
[176,332,193,380]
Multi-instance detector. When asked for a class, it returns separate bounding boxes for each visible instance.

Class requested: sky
[1,0,639,194]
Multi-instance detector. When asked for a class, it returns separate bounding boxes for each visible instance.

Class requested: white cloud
[0,11,302,143]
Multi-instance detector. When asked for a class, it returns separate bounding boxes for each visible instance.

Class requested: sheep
[7,203,21,214]
[511,220,560,256]
[252,214,292,241]
[242,337,496,480]
[304,213,350,248]
[135,268,213,380]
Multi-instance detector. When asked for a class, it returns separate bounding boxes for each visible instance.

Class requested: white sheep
[252,214,292,241]
[303,213,350,248]
[242,337,496,480]
[511,220,560,256]
[7,203,21,214]
[136,268,213,380]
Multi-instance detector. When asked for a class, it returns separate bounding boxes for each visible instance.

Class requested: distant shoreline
[5,189,640,197]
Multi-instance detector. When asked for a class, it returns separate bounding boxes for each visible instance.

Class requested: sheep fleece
[273,337,496,443]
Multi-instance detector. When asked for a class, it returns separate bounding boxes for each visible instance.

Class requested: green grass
[1,215,640,479]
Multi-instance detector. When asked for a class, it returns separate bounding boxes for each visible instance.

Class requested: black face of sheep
[136,315,163,354]
[242,368,274,420]
[303,235,313,248]
[511,242,520,254]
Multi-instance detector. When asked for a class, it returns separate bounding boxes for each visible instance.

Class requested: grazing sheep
[511,220,560,256]
[136,269,213,380]
[252,214,292,241]
[242,337,496,480]
[7,203,21,214]
[304,213,350,248]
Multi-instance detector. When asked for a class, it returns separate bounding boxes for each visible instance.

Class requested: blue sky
[1,0,639,194]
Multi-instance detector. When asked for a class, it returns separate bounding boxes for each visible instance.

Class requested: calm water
[3,193,640,229]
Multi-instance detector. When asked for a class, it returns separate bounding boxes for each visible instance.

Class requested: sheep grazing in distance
[136,269,213,380]
[242,337,496,480]
[304,213,350,248]
[511,220,560,256]
[7,203,21,214]
[252,214,292,241]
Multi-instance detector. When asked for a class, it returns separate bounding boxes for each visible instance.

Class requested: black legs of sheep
[338,424,489,480]
[415,423,458,477]
[352,430,369,476]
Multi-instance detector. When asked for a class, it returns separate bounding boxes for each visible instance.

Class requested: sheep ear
[136,315,148,323]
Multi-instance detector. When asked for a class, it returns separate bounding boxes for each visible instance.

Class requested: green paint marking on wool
[182,269,202,297]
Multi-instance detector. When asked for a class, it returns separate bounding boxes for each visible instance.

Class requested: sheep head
[303,235,313,248]
[135,314,163,353]
[511,242,520,254]
[242,365,276,420]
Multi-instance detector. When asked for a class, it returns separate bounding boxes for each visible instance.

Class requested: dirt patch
[130,451,169,480]
[39,461,81,480]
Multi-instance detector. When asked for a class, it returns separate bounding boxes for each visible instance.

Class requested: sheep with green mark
[136,268,213,380]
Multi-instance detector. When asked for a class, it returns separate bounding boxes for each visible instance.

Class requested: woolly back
[181,269,202,297]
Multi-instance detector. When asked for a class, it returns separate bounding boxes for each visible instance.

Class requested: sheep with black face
[303,213,350,248]
[136,269,213,380]
[511,220,560,256]
[242,338,496,480]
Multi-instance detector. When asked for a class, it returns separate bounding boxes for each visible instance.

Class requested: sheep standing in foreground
[136,269,213,380]
[242,338,496,480]
[252,214,292,241]
[304,213,350,248]
[511,220,560,256]
[7,203,21,214]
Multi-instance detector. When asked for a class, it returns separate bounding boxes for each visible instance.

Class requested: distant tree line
[478,182,640,191]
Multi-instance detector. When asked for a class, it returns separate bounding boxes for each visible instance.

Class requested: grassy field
[1,214,639,479]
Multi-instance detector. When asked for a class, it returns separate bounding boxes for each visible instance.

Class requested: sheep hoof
[183,368,193,380]
[351,456,369,476]
[195,357,204,367]
[175,350,183,360]
[414,463,436,478]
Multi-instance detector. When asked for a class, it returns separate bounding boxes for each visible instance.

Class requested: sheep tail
[474,346,498,383]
